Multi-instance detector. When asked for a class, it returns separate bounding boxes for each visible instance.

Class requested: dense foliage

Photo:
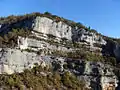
[0,65,86,90]
[0,28,31,48]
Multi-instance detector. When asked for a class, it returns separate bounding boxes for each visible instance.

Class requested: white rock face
[18,36,28,49]
[83,61,118,89]
[101,76,118,90]
[72,29,106,46]
[0,48,44,74]
[33,17,72,40]
[17,36,72,52]
[33,16,106,47]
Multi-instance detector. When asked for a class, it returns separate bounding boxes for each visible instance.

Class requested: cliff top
[0,12,120,44]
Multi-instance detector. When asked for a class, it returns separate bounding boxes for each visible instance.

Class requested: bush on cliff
[0,65,86,90]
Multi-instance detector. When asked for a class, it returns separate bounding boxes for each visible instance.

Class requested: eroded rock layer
[0,13,120,90]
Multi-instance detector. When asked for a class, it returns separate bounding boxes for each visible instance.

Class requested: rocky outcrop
[0,48,118,89]
[0,13,120,90]
[33,17,72,40]
[72,28,106,45]
[0,16,107,47]
[0,48,42,74]
[33,16,107,46]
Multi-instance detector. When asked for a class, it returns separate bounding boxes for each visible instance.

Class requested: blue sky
[0,0,120,38]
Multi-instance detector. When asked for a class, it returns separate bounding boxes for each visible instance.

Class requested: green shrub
[0,64,86,90]
[62,71,85,89]
[7,77,14,87]
[85,52,104,62]
[44,12,52,15]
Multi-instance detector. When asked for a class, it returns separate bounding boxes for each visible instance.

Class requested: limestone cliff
[0,12,120,90]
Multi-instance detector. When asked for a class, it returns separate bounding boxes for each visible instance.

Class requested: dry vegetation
[0,64,86,90]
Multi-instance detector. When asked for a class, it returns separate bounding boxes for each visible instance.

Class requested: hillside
[0,12,120,90]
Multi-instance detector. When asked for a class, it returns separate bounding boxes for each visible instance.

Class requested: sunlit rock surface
[0,15,119,89]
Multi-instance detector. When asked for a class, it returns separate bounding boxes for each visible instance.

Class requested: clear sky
[0,0,120,38]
